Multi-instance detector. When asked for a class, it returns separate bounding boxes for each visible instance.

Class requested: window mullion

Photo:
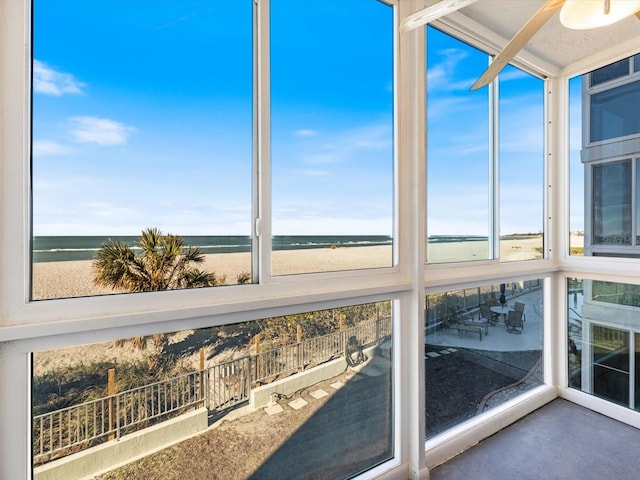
[254,0,272,284]
[489,59,500,260]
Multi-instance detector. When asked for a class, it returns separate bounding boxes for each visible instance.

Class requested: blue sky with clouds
[32,1,581,237]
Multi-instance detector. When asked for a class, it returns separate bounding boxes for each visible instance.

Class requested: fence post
[108,368,115,441]
[297,325,303,372]
[199,348,205,409]
[253,335,260,387]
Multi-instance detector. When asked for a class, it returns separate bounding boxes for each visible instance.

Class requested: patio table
[490,305,513,324]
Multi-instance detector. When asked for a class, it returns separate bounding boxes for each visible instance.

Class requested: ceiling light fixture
[560,0,640,30]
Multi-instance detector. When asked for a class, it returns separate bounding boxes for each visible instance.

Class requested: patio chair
[506,310,524,334]
[479,303,499,325]
[514,301,526,321]
[448,306,485,339]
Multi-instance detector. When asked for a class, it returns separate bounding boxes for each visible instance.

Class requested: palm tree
[94,228,221,350]
[93,227,220,293]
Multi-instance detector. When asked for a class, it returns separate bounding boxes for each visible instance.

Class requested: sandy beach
[32,233,584,375]
[32,234,584,301]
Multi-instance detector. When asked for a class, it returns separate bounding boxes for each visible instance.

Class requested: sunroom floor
[430,398,640,480]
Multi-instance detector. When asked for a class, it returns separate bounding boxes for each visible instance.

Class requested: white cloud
[33,60,85,96]
[32,140,73,157]
[70,116,136,146]
[295,129,319,137]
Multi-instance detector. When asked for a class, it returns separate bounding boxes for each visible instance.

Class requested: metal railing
[34,370,203,464]
[33,317,391,465]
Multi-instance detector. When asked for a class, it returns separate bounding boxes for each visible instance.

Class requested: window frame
[583,61,640,148]
[424,25,547,270]
[1,1,413,479]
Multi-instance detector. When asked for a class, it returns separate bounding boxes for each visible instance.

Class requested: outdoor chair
[447,306,485,339]
[506,310,524,334]
[514,301,526,321]
[479,303,499,325]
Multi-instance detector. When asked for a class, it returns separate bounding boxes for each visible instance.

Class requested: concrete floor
[431,399,640,480]
[430,399,640,480]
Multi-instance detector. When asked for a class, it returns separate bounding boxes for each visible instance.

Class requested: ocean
[32,235,394,263]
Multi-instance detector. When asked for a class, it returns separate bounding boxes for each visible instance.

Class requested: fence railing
[34,316,391,465]
[33,370,203,464]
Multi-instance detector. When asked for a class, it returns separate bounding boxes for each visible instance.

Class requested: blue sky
[32,1,582,237]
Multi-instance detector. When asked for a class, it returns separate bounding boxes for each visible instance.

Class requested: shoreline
[32,234,583,301]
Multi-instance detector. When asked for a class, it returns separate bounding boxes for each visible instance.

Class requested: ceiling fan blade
[470,0,565,91]
[400,0,478,33]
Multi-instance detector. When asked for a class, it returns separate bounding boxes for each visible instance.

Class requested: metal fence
[33,370,203,464]
[33,316,391,465]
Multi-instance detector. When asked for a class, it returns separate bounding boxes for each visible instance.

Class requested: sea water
[32,235,393,263]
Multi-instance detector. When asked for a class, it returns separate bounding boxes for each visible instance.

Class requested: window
[32,0,254,300]
[499,65,544,261]
[270,0,394,275]
[425,279,544,439]
[569,74,585,255]
[590,80,640,143]
[426,28,491,263]
[592,160,632,245]
[32,302,394,478]
[426,28,545,264]
[590,58,629,87]
[568,279,640,410]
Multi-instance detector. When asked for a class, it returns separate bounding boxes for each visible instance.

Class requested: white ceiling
[438,0,640,77]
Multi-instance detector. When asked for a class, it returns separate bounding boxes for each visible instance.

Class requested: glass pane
[271,0,394,275]
[32,1,253,300]
[425,279,544,439]
[637,160,640,245]
[33,302,393,478]
[569,75,585,255]
[590,58,629,87]
[635,332,640,410]
[426,27,490,263]
[592,161,632,245]
[499,65,544,261]
[634,54,640,73]
[567,278,640,410]
[590,80,640,143]
[592,324,629,406]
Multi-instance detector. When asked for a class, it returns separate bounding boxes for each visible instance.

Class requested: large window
[590,80,640,143]
[270,0,394,275]
[499,65,544,261]
[592,160,632,246]
[568,278,640,411]
[426,27,490,263]
[32,0,397,301]
[32,302,393,479]
[426,28,545,264]
[425,279,544,439]
[32,0,254,300]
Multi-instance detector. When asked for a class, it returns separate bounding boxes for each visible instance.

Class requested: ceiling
[435,0,640,77]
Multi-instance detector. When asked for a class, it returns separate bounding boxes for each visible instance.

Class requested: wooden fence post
[199,347,205,409]
[339,314,345,331]
[108,368,115,441]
